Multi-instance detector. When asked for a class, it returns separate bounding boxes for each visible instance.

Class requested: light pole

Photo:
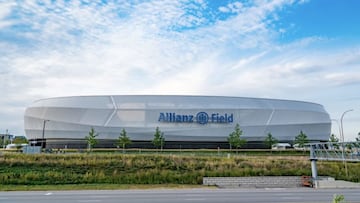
[331,119,341,141]
[41,120,50,149]
[340,109,353,177]
[340,109,354,143]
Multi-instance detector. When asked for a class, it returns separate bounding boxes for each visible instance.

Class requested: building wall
[24,95,331,147]
[0,134,14,148]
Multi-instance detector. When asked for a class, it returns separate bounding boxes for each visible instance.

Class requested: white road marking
[265,188,287,191]
[185,198,206,201]
[184,194,204,197]
[274,192,296,196]
[45,192,53,196]
[281,196,301,200]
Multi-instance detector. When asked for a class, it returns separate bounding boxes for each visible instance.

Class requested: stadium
[24,95,331,149]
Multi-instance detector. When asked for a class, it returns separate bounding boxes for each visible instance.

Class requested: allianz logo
[158,112,233,124]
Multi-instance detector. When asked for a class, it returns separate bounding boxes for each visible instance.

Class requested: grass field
[0,151,359,191]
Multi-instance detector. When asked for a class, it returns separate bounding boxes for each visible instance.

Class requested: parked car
[6,143,28,149]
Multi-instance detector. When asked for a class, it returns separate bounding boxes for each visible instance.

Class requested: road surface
[0,188,359,203]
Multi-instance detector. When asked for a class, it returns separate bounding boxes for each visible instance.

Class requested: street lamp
[41,120,50,149]
[340,109,354,143]
[339,109,353,177]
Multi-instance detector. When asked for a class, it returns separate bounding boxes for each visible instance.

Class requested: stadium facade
[24,95,331,149]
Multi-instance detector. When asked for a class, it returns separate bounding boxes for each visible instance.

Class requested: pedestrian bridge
[307,142,360,188]
[308,142,360,162]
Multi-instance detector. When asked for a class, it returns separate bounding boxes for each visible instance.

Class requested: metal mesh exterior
[24,95,331,143]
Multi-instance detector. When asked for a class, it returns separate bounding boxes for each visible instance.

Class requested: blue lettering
[169,113,174,122]
[211,113,217,122]
[158,113,165,122]
[159,112,233,123]
[188,115,194,122]
[227,114,233,123]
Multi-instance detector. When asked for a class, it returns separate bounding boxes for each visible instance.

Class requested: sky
[0,0,359,141]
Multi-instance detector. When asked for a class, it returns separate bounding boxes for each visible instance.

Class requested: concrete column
[311,159,317,188]
[310,145,318,188]
[311,159,317,179]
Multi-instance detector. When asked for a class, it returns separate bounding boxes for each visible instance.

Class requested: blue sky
[0,0,359,141]
[276,0,360,44]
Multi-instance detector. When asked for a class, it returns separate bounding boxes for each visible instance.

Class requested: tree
[85,127,98,152]
[354,132,360,147]
[12,136,28,144]
[329,134,340,149]
[152,127,165,151]
[264,133,278,150]
[346,143,353,150]
[329,134,339,142]
[1,135,10,148]
[294,130,309,149]
[11,136,28,150]
[227,123,247,151]
[117,128,132,153]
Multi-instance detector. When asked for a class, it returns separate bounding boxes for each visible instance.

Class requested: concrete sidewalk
[316,177,360,189]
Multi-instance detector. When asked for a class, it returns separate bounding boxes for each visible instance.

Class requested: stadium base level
[28,139,285,150]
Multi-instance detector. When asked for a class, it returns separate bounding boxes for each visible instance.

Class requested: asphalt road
[0,188,359,203]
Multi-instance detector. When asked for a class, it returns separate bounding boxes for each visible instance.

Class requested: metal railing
[307,141,360,187]
[308,142,360,162]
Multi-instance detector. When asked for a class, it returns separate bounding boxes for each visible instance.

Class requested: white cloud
[219,2,244,13]
[0,2,15,29]
[0,0,359,138]
[325,72,360,86]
